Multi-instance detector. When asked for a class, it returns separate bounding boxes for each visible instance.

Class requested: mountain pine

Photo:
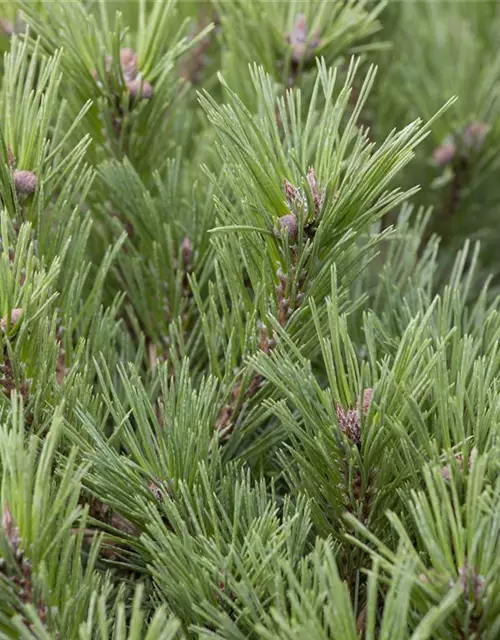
[0,1,499,638]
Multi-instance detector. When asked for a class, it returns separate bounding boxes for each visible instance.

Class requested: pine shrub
[0,1,499,638]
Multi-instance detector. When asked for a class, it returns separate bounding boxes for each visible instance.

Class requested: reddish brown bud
[433,142,456,167]
[286,14,320,64]
[2,503,20,551]
[307,166,318,195]
[359,388,373,414]
[283,177,306,215]
[149,482,163,502]
[258,323,272,354]
[127,77,153,100]
[120,47,138,81]
[149,479,172,502]
[463,121,489,151]
[283,178,298,202]
[2,503,14,534]
[181,236,193,270]
[336,389,372,447]
[1,308,23,333]
[93,47,142,88]
[458,561,485,601]
[441,465,452,481]
[274,213,298,239]
[13,170,37,196]
[276,268,287,291]
[306,167,324,217]
[441,453,472,480]
[336,405,361,446]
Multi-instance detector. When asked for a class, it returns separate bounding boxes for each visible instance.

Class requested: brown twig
[215,170,324,440]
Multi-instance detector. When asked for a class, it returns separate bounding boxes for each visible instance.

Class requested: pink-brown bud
[2,503,20,551]
[149,479,172,501]
[283,178,298,202]
[1,308,23,333]
[286,14,321,64]
[306,167,324,217]
[127,77,153,100]
[92,47,140,86]
[433,142,456,167]
[335,389,372,447]
[274,214,298,239]
[441,453,472,480]
[120,47,138,81]
[13,170,37,196]
[336,405,361,446]
[181,236,193,270]
[463,121,489,151]
[359,388,373,414]
[283,177,307,216]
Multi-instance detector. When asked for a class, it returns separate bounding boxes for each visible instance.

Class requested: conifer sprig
[0,1,499,637]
